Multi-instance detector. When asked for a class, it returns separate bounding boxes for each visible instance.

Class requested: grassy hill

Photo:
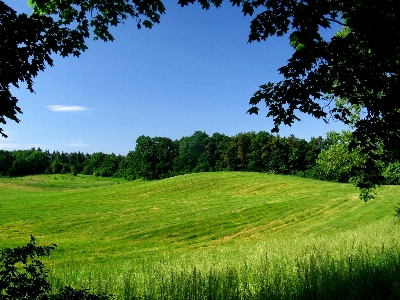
[1,172,400,298]
[1,172,398,261]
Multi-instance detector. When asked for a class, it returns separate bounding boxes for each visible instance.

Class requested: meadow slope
[1,172,398,266]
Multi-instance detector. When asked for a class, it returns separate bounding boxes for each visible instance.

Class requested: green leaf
[242,2,254,16]
[247,107,259,115]
[142,20,153,29]
[295,43,305,52]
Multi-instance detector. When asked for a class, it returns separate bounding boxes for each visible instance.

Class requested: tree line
[1,131,399,185]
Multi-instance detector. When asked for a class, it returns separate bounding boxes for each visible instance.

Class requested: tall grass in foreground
[48,219,400,300]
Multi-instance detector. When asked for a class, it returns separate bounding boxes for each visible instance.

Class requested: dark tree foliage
[49,151,84,174]
[113,156,131,179]
[0,235,56,299]
[0,236,113,300]
[50,158,63,174]
[128,135,178,180]
[80,152,123,177]
[0,131,342,180]
[223,132,254,171]
[68,151,86,174]
[286,137,311,173]
[95,153,123,177]
[173,131,210,174]
[0,131,398,186]
[82,152,107,175]
[8,149,49,176]
[0,150,13,176]
[247,131,272,172]
[265,136,291,174]
[304,136,324,170]
[203,132,231,171]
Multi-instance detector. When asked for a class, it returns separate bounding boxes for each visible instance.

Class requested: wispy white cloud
[47,105,90,112]
[69,140,89,147]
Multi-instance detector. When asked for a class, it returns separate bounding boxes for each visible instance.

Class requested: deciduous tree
[130,135,178,180]
[174,131,210,174]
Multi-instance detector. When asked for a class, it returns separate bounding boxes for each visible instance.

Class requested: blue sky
[2,1,347,155]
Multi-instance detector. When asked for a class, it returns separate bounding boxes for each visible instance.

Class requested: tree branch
[326,18,346,27]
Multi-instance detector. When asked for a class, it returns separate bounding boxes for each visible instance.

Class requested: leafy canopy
[1,0,399,199]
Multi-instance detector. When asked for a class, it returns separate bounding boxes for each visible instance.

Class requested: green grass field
[1,172,400,299]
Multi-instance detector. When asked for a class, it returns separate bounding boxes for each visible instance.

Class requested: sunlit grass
[0,173,398,261]
[47,218,400,299]
[1,172,399,299]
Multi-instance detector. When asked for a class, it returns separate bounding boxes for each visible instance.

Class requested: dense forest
[1,131,399,185]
